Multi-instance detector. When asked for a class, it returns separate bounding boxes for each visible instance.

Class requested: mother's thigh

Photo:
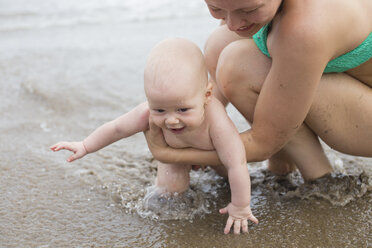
[307,73,372,156]
[204,24,244,81]
[215,38,272,122]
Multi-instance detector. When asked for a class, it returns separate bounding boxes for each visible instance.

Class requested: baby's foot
[143,186,200,220]
[145,192,169,211]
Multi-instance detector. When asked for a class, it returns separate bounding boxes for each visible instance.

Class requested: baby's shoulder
[204,98,232,131]
[205,98,227,118]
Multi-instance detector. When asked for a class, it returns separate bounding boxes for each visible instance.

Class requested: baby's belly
[163,132,214,150]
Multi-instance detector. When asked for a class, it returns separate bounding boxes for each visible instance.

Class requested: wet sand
[0,15,371,247]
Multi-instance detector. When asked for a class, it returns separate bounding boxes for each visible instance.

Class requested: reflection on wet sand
[0,2,371,246]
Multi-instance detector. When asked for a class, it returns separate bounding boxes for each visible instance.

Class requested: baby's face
[147,81,208,135]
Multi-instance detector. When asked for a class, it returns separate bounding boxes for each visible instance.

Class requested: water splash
[109,168,227,221]
[289,172,371,206]
[251,169,371,207]
[73,152,371,221]
[136,186,210,221]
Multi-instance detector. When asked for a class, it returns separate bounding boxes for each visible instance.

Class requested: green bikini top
[252,24,372,73]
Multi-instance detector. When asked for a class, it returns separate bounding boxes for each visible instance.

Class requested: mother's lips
[237,23,254,31]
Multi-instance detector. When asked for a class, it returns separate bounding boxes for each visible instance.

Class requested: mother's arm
[145,21,331,165]
[242,20,331,160]
[144,119,222,166]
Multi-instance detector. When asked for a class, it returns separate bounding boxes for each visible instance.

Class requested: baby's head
[144,38,212,134]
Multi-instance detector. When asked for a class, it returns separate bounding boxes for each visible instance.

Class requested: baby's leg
[155,162,191,194]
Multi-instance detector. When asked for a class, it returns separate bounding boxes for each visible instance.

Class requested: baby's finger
[60,143,76,153]
[242,219,248,233]
[67,155,75,162]
[234,220,241,235]
[249,214,259,224]
[219,207,228,215]
[67,152,81,162]
[224,216,234,234]
[53,142,71,151]
[50,143,62,151]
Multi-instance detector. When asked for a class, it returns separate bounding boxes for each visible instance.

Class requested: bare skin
[144,0,372,181]
[51,38,259,234]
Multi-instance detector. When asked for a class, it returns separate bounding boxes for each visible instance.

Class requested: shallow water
[0,2,371,247]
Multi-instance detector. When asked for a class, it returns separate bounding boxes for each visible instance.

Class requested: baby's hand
[50,141,87,162]
[219,203,258,234]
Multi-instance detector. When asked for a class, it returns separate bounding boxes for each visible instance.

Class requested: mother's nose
[225,12,243,31]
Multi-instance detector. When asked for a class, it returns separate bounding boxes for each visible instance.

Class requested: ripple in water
[108,167,227,221]
[252,169,371,207]
[85,154,371,221]
[290,172,371,206]
[138,186,209,220]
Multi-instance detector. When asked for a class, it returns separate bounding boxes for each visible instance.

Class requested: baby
[51,38,258,234]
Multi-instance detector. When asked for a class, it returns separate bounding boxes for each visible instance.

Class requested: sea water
[0,1,371,247]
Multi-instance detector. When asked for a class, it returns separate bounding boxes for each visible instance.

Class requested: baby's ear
[204,81,213,104]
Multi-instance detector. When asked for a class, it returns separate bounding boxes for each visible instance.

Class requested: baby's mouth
[169,127,185,134]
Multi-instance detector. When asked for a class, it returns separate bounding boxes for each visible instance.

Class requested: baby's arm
[208,100,258,234]
[51,102,150,162]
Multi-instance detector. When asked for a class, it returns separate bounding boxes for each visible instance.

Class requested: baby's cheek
[188,115,205,128]
[150,116,164,127]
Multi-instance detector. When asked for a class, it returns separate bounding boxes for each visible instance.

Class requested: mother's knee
[204,25,242,80]
[216,39,270,99]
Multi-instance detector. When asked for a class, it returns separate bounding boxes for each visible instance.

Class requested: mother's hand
[144,118,221,166]
[144,118,172,163]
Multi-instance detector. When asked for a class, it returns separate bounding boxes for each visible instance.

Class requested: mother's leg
[307,72,372,156]
[216,39,333,180]
[205,25,301,177]
[204,25,243,105]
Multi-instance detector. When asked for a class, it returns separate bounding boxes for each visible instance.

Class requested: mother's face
[204,0,282,37]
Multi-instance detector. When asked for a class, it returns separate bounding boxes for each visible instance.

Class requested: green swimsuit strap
[324,32,372,73]
[252,24,270,58]
[253,25,372,73]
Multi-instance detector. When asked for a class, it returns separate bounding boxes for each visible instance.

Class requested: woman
[145,0,372,181]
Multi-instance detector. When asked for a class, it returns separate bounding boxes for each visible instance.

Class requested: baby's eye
[154,109,165,113]
[178,108,189,112]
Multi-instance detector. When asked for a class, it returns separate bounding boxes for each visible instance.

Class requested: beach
[0,1,371,247]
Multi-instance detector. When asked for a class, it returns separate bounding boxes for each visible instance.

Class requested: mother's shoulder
[280,0,370,35]
[270,0,369,57]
